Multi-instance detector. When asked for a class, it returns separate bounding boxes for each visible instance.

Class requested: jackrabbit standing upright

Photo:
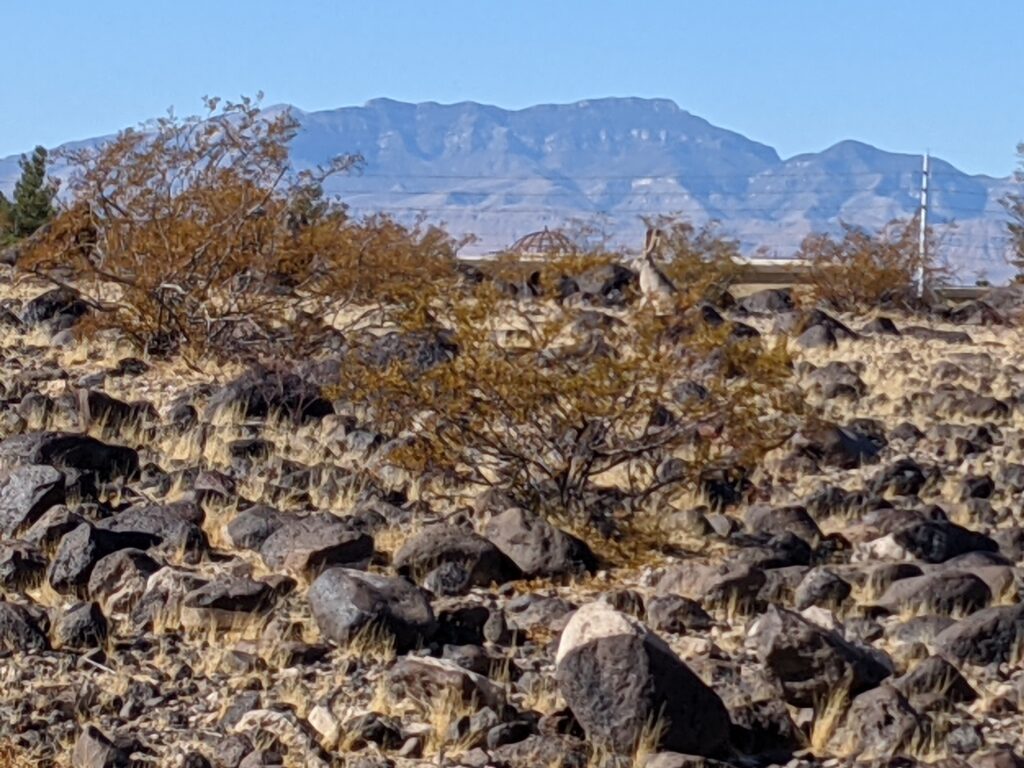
[637,226,677,309]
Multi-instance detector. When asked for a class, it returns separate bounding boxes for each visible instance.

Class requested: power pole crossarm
[916,152,929,299]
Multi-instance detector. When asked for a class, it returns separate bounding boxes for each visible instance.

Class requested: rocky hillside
[1,262,1024,767]
[0,98,1015,281]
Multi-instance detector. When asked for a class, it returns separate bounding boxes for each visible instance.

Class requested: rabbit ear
[644,226,657,255]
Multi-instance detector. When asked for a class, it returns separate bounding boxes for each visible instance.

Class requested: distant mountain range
[1,97,1016,281]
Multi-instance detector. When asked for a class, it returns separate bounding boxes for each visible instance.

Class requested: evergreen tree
[11,146,56,238]
[0,192,12,242]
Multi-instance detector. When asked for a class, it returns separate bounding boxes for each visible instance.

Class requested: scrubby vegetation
[4,98,1024,768]
[799,218,946,312]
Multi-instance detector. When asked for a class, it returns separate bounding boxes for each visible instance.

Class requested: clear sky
[2,1,1022,177]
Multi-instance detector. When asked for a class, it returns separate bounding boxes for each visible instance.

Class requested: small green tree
[0,192,12,244]
[11,146,57,238]
[1004,142,1024,281]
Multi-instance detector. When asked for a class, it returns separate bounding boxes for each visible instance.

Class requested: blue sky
[2,1,1021,176]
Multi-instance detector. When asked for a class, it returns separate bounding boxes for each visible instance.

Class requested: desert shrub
[337,249,800,544]
[799,218,945,312]
[18,95,461,360]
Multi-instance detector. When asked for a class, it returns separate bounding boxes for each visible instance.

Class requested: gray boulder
[827,685,930,758]
[893,519,998,564]
[750,605,890,706]
[48,523,159,594]
[936,604,1024,665]
[394,525,521,595]
[259,513,373,576]
[555,601,731,757]
[483,507,596,578]
[87,548,161,615]
[308,568,436,652]
[52,601,108,650]
[0,432,139,483]
[873,571,991,616]
[0,601,48,653]
[0,464,65,536]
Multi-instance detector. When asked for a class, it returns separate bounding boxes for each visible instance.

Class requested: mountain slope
[0,98,1015,281]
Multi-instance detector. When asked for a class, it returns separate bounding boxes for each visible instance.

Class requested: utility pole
[915,152,929,299]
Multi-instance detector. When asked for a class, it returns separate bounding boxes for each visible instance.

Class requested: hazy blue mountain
[1,98,1015,281]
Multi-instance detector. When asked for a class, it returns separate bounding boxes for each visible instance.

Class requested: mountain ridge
[1,97,1015,281]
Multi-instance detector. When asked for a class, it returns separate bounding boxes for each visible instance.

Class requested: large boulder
[827,685,930,758]
[48,523,159,594]
[483,507,596,578]
[750,605,890,706]
[308,568,436,652]
[936,604,1024,665]
[0,464,65,537]
[204,365,333,424]
[873,571,992,616]
[0,432,139,484]
[259,513,373,576]
[181,576,277,629]
[386,656,506,710]
[96,504,207,564]
[555,601,731,757]
[87,548,161,615]
[393,526,521,595]
[21,287,89,328]
[893,520,998,564]
[0,601,48,652]
[226,505,288,550]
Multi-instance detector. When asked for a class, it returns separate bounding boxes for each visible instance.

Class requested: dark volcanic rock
[0,432,139,483]
[52,601,108,650]
[97,503,207,563]
[204,365,334,423]
[259,513,373,576]
[0,464,65,537]
[936,604,1024,665]
[87,548,161,615]
[48,523,160,594]
[226,506,289,550]
[483,507,596,578]
[555,601,731,757]
[394,526,521,595]
[873,571,992,616]
[0,601,48,653]
[751,605,890,706]
[308,568,436,652]
[893,519,998,563]
[21,287,89,327]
